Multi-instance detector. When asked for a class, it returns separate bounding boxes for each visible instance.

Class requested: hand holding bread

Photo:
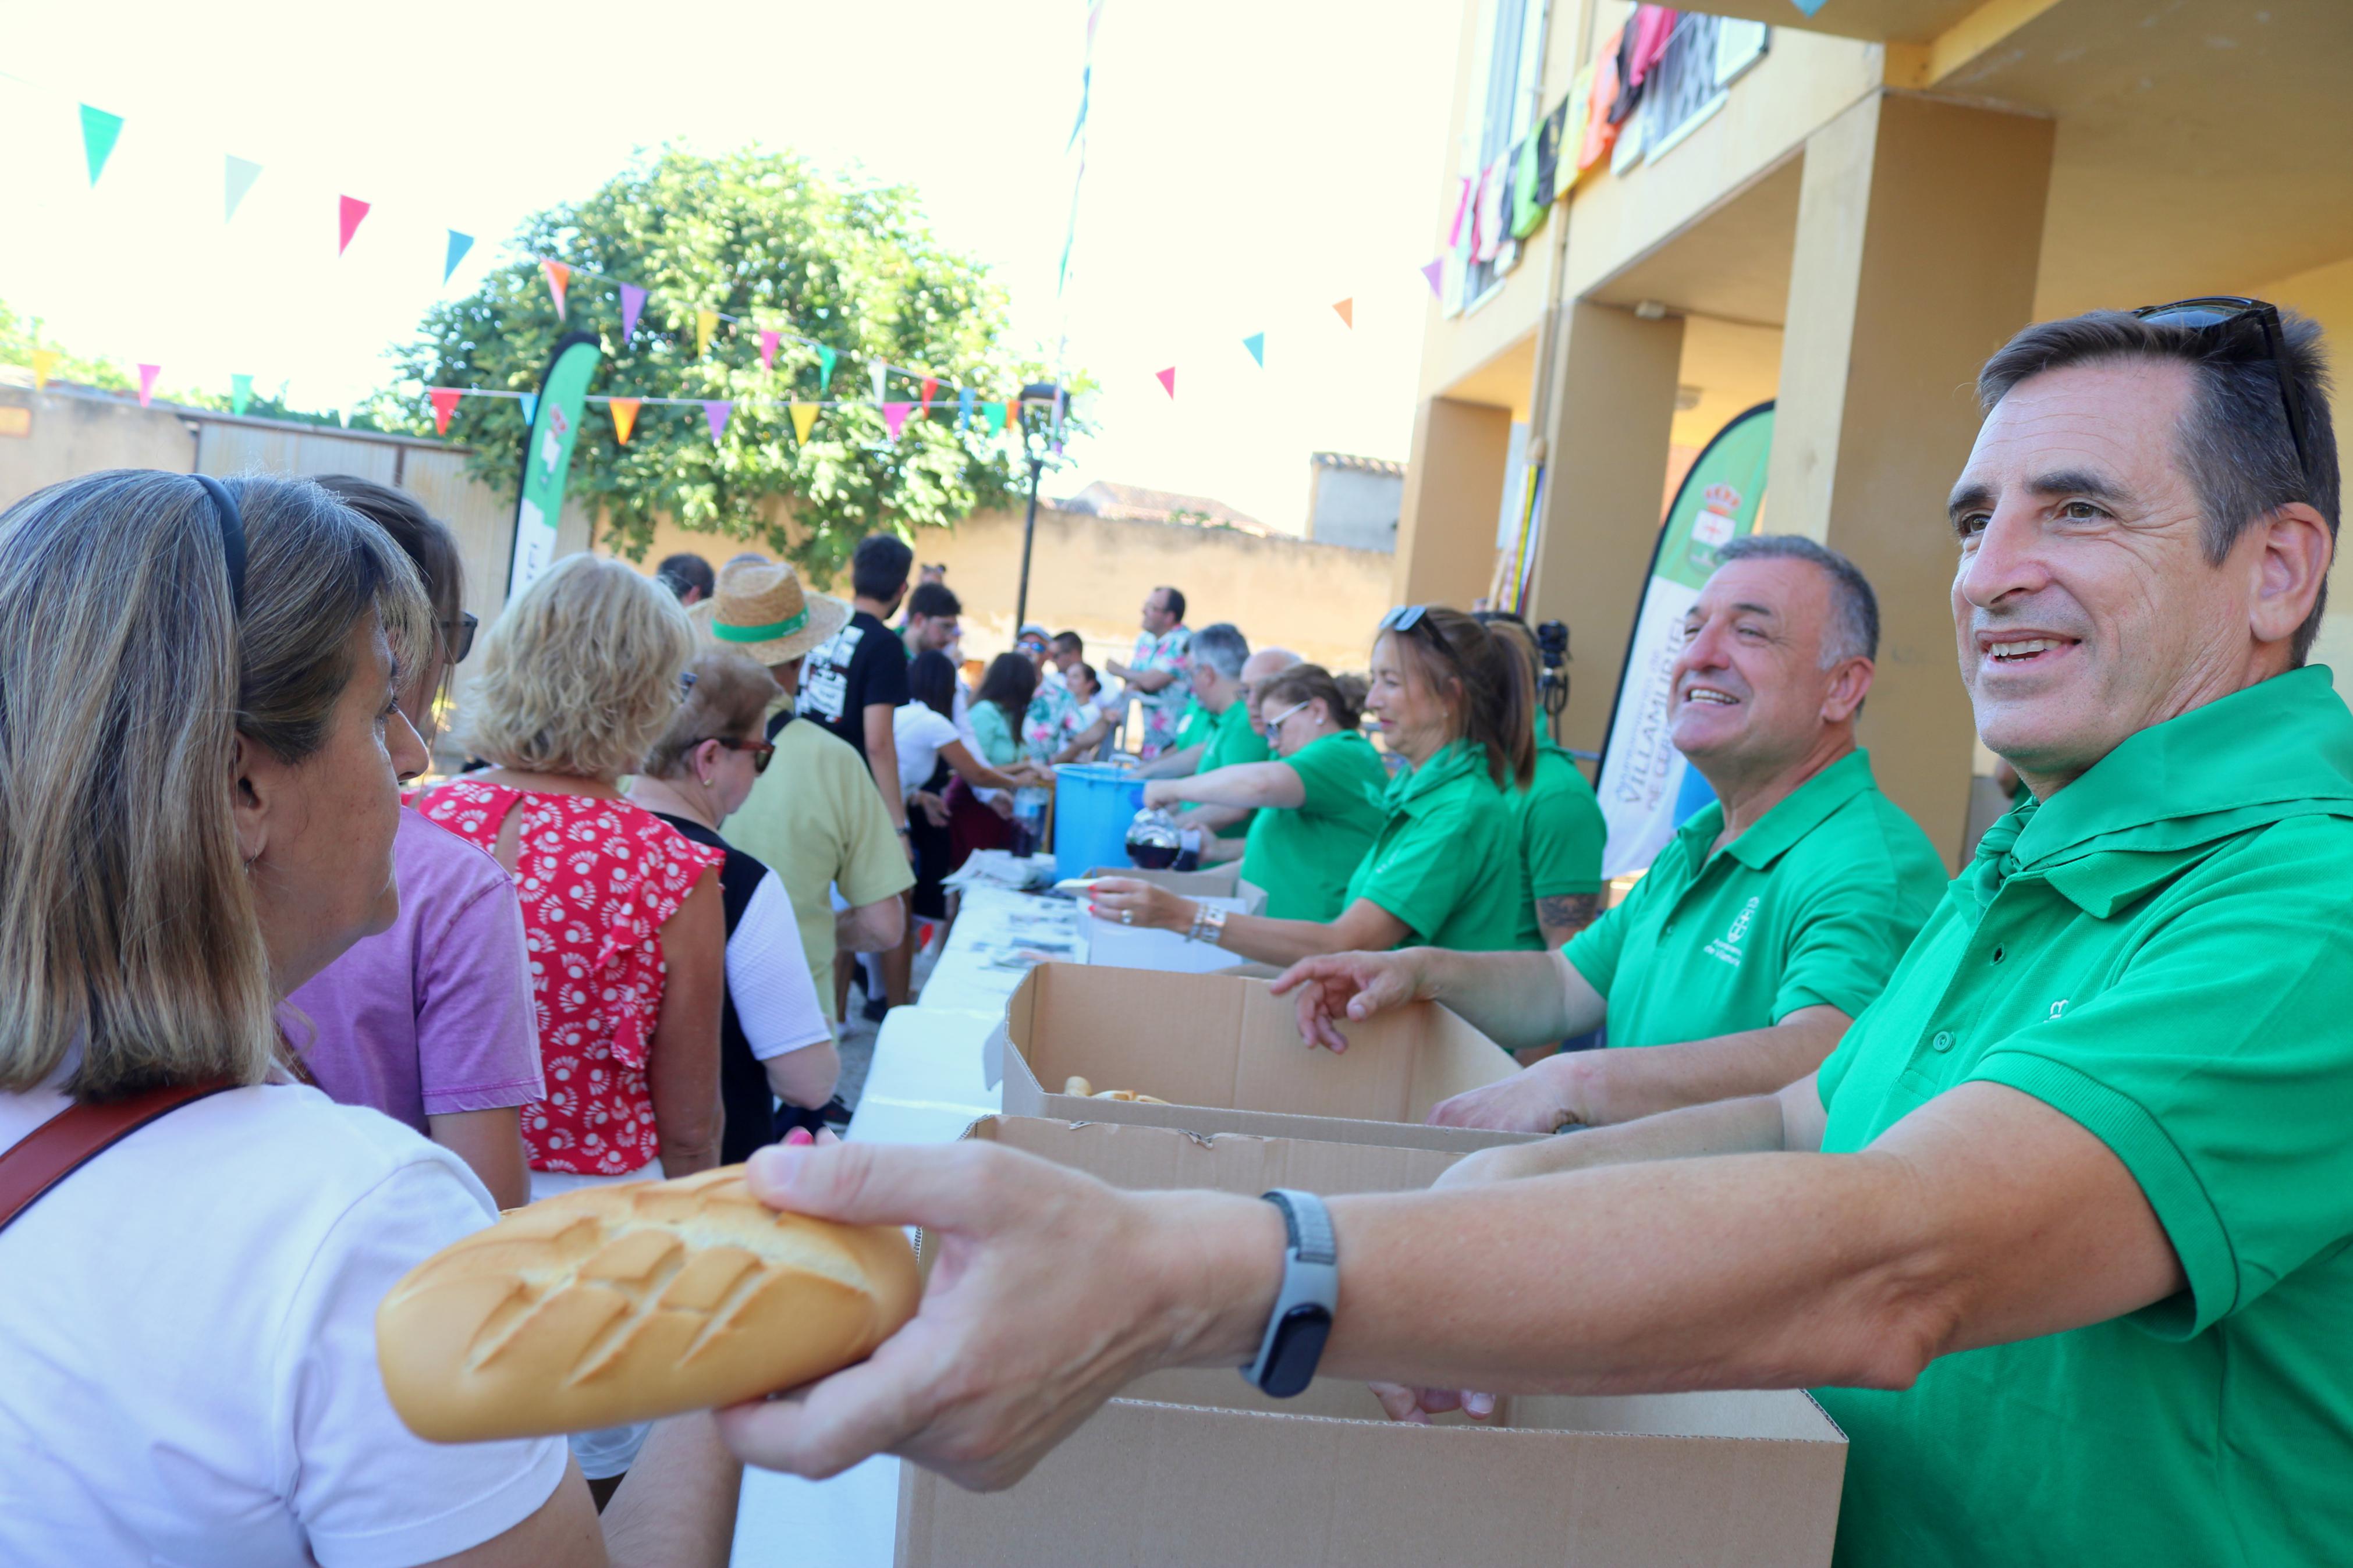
[376,1166,918,1442]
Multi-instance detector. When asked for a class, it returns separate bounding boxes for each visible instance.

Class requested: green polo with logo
[1811,667,2353,1566]
[1343,738,1531,951]
[1241,728,1389,922]
[1198,699,1273,840]
[1564,749,1945,1047]
[1509,738,1606,948]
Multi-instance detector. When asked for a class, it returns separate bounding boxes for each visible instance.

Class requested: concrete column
[1768,90,2054,867]
[1394,395,1514,611]
[1523,300,1687,756]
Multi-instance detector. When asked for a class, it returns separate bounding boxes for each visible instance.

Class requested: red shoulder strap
[0,1079,234,1235]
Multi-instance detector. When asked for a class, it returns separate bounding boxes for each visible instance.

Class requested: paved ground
[831,940,943,1111]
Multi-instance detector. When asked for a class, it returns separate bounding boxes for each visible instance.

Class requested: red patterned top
[419,781,725,1175]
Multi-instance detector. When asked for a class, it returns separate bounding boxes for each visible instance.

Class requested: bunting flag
[1154,367,1176,399]
[1420,258,1446,297]
[1332,297,1354,328]
[29,350,58,391]
[869,364,885,403]
[1242,332,1265,367]
[758,329,779,371]
[519,392,537,425]
[701,400,732,444]
[230,373,253,416]
[982,400,1007,435]
[443,230,474,284]
[957,386,974,431]
[337,196,370,257]
[79,105,123,187]
[136,364,160,408]
[620,283,645,342]
[541,259,571,318]
[429,386,462,435]
[817,344,837,392]
[609,397,641,444]
[224,156,262,221]
[695,310,720,358]
[920,376,939,410]
[881,402,914,442]
[789,402,820,443]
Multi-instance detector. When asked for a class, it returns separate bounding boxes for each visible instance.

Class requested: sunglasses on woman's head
[441,611,478,666]
[711,735,775,774]
[1379,605,1429,633]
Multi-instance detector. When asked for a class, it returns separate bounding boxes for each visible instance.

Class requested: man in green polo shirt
[1287,536,1946,1129]
[719,307,2353,1568]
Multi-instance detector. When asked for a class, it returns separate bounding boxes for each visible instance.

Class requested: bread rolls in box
[377,1166,918,1442]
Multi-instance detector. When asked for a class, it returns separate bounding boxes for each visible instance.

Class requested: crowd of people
[1,298,2348,1566]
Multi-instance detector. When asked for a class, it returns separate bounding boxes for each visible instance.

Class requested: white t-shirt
[728,870,835,1060]
[893,702,964,799]
[0,1076,566,1568]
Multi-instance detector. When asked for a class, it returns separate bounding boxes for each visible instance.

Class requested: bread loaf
[376,1166,918,1442]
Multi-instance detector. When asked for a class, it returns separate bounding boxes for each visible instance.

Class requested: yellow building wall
[2257,254,2353,705]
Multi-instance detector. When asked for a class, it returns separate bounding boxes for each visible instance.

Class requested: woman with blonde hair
[0,471,738,1565]
[422,553,725,1200]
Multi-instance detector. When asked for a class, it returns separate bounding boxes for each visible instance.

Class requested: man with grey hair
[1273,536,1945,1132]
[1153,645,1303,848]
[1133,622,1257,781]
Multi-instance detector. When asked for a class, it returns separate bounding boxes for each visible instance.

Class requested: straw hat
[690,557,849,665]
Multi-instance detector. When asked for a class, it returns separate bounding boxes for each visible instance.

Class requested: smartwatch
[1243,1189,1337,1398]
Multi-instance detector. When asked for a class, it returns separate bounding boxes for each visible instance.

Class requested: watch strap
[1244,1189,1339,1397]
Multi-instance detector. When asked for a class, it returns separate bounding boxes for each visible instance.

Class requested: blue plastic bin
[1053,764,1147,879]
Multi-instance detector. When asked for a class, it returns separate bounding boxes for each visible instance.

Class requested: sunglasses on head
[2131,296,2312,478]
[709,735,776,774]
[441,611,478,666]
[1378,605,1429,633]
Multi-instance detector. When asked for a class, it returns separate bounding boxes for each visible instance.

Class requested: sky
[0,0,1463,532]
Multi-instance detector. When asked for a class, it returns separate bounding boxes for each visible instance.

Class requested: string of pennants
[421,384,1064,448]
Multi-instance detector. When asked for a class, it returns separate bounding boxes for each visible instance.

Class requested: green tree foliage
[390,148,1074,584]
[2,299,133,392]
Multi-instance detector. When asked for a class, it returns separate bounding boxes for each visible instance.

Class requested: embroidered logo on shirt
[2047,998,2068,1021]
[1704,895,1759,969]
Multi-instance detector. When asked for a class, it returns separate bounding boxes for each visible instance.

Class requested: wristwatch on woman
[1186,903,1229,946]
[1244,1190,1337,1397]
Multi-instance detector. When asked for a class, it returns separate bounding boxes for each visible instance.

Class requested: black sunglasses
[441,611,478,666]
[711,735,776,774]
[1378,605,1429,633]
[2131,296,2312,478]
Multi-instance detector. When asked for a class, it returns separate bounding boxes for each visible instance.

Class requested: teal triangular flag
[79,105,124,187]
[519,393,538,425]
[224,156,262,221]
[443,230,474,284]
[229,374,253,416]
[1242,332,1265,367]
[817,344,837,393]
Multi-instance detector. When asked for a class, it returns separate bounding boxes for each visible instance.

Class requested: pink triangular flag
[620,283,645,341]
[337,195,370,256]
[1154,367,1176,399]
[881,402,914,442]
[701,401,732,445]
[758,330,780,371]
[1420,258,1446,297]
[541,259,571,319]
[136,364,161,408]
[428,387,462,435]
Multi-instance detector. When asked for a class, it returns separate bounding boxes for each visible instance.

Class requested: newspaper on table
[939,849,1059,894]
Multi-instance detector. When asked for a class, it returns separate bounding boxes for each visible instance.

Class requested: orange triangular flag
[1332,297,1354,328]
[789,402,820,443]
[695,310,719,358]
[609,397,641,445]
[542,259,571,318]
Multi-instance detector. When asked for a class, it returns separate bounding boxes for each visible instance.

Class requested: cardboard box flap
[971,1115,1464,1195]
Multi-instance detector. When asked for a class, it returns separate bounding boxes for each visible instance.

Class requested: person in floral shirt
[1105,586,1191,758]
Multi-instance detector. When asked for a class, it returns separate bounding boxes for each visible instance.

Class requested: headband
[191,474,247,618]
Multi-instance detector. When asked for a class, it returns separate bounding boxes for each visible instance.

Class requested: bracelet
[1186,903,1228,947]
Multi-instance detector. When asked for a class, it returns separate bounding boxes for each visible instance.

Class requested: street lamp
[1012,380,1060,632]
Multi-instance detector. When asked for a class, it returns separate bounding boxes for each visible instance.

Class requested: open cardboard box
[898,1118,1848,1567]
[990,963,1539,1155]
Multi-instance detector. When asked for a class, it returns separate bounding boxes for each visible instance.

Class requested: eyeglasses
[709,735,776,774]
[2131,296,2312,478]
[1378,605,1428,633]
[441,611,478,666]
[1262,699,1309,746]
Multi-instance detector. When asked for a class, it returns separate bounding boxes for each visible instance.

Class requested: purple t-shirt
[283,808,545,1133]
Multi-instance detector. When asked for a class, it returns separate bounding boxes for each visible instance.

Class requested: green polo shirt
[1564,749,1944,1047]
[1199,699,1272,840]
[1508,739,1606,948]
[1811,667,2353,1566]
[1240,729,1389,922]
[1342,739,1531,951]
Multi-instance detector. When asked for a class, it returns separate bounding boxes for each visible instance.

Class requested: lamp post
[1012,380,1060,633]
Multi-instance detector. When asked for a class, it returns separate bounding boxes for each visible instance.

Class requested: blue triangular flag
[442,230,474,285]
[79,105,123,187]
[224,156,262,221]
[519,393,538,425]
[957,386,975,431]
[1242,332,1265,367]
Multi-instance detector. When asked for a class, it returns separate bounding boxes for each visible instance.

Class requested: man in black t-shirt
[798,534,914,856]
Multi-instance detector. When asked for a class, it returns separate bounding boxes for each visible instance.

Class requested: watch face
[1263,1305,1333,1398]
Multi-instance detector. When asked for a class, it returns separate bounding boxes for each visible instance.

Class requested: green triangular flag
[229,374,253,417]
[982,401,1007,435]
[79,105,125,187]
[816,344,837,393]
[224,156,262,221]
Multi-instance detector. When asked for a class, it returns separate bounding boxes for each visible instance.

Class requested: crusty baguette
[376,1166,918,1442]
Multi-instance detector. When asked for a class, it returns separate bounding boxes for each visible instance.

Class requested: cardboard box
[1083,896,1255,974]
[898,1118,1848,1568]
[1084,862,1268,912]
[990,963,1539,1155]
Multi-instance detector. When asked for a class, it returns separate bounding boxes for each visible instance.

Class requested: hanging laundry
[1580,29,1626,169]
[1474,151,1511,263]
[1510,134,1542,240]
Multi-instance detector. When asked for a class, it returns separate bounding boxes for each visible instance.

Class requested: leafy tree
[387,148,1079,585]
